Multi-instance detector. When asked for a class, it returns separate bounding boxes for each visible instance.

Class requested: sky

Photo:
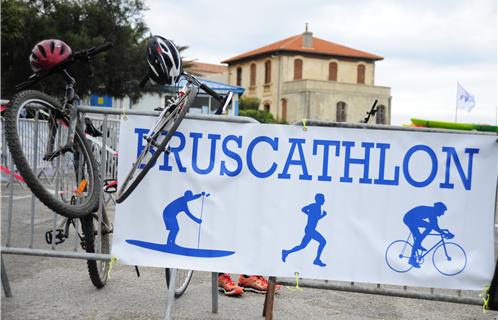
[143,0,497,125]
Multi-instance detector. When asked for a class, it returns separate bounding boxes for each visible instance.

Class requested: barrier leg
[164,268,176,320]
[1,256,12,297]
[211,272,218,313]
[262,276,276,319]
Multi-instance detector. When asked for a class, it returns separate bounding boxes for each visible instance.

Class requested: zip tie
[122,105,128,121]
[107,256,118,279]
[302,119,308,132]
[480,285,490,312]
[288,272,303,291]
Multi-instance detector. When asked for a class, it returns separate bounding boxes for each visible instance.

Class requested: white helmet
[146,35,182,85]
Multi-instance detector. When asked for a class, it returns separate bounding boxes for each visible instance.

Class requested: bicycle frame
[407,232,449,262]
[44,69,81,160]
[144,86,192,144]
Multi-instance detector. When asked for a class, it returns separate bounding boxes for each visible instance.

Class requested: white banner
[113,116,497,290]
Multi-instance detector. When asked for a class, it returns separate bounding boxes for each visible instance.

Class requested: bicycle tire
[4,90,101,218]
[432,242,467,276]
[385,240,414,273]
[81,206,111,288]
[165,268,194,298]
[116,89,195,203]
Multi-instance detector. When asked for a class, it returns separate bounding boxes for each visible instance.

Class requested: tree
[1,0,149,102]
[237,96,285,123]
[239,109,278,123]
[239,96,260,110]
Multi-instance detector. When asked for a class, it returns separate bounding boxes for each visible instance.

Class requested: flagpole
[455,82,458,123]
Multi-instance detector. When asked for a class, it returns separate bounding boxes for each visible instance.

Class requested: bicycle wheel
[432,242,467,276]
[81,206,112,288]
[4,90,101,218]
[116,88,196,203]
[385,240,414,273]
[165,268,194,298]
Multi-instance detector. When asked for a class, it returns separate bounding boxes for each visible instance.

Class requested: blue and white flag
[457,82,475,112]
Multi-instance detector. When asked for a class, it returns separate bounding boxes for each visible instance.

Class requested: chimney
[302,22,313,48]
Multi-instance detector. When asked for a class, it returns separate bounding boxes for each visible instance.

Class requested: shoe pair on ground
[218,274,281,297]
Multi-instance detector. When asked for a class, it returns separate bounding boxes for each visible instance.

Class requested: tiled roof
[189,62,227,74]
[222,34,383,63]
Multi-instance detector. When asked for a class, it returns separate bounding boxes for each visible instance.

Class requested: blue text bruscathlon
[135,128,478,190]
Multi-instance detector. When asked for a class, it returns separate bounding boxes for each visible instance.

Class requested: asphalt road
[2,182,498,320]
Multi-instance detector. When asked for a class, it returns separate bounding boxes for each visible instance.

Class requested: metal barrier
[276,119,497,307]
[0,111,114,297]
[1,106,259,319]
[2,110,495,318]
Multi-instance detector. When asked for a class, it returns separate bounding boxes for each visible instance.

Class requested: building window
[376,105,386,124]
[336,101,347,122]
[236,67,242,86]
[281,98,287,122]
[294,59,303,80]
[250,63,256,86]
[264,60,271,84]
[357,64,365,84]
[329,62,337,81]
[264,103,270,113]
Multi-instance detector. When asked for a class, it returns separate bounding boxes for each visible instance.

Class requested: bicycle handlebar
[200,83,222,102]
[138,71,233,114]
[15,42,114,92]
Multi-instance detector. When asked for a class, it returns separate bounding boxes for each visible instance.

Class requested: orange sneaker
[218,274,244,297]
[238,275,282,294]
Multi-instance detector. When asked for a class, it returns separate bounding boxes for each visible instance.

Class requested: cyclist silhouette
[282,193,328,267]
[163,190,204,246]
[403,201,448,268]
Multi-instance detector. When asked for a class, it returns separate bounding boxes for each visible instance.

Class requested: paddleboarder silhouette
[282,193,328,267]
[126,190,235,258]
[164,190,204,246]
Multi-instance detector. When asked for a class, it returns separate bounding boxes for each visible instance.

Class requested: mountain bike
[4,43,113,218]
[385,229,467,276]
[115,72,233,203]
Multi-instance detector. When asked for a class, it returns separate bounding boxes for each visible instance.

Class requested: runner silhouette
[282,193,328,267]
[403,202,448,268]
[163,190,204,246]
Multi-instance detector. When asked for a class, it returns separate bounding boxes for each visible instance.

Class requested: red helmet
[29,39,72,73]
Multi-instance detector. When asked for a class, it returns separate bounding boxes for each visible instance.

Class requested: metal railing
[1,106,259,319]
[2,109,495,316]
[285,118,498,306]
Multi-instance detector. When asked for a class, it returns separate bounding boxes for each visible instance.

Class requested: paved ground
[2,182,498,319]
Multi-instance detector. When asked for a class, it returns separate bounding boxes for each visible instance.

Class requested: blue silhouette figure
[126,190,235,258]
[403,202,448,268]
[281,193,328,267]
[164,190,204,246]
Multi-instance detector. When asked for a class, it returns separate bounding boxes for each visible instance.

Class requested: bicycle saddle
[84,117,103,137]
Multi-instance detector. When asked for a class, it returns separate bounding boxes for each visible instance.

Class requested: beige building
[222,27,391,124]
[188,62,228,83]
